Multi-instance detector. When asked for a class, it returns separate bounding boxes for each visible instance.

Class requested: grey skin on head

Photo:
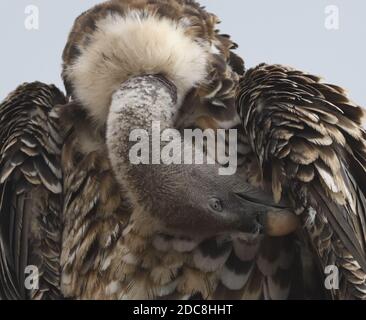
[107,75,293,239]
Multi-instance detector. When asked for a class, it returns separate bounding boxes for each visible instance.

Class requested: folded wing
[237,64,366,299]
[0,82,66,299]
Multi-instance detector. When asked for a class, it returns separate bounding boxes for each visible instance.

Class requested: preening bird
[1,0,366,300]
[106,74,273,240]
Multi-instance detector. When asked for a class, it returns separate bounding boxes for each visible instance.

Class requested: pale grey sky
[1,0,365,107]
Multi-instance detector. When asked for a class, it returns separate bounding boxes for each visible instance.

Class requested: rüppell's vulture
[0,0,365,300]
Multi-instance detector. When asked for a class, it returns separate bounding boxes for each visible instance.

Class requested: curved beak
[234,191,290,210]
[234,191,300,237]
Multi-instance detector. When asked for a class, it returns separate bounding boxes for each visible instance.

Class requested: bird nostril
[239,212,265,235]
[253,213,265,235]
[256,212,265,226]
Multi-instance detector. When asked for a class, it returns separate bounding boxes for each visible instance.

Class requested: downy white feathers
[64,11,209,125]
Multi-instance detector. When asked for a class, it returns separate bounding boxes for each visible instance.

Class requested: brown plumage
[59,72,297,299]
[1,0,249,300]
[62,0,244,132]
[1,0,366,301]
[0,82,66,299]
[237,63,366,299]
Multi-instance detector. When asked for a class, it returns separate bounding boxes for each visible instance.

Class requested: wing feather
[238,63,366,299]
[0,82,66,299]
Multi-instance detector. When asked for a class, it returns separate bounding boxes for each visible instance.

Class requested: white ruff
[65,11,209,124]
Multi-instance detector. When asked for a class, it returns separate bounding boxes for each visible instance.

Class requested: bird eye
[208,198,223,212]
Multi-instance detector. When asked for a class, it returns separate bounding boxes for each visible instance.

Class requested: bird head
[147,163,269,239]
[106,74,299,240]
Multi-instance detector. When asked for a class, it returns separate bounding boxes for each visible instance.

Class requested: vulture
[0,0,366,300]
